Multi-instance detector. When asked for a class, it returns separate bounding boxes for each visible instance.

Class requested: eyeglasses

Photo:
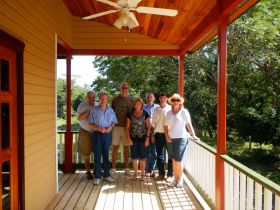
[121,87,128,89]
[171,99,180,102]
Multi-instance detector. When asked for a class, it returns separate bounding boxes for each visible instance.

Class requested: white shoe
[168,179,177,187]
[125,168,130,176]
[166,176,173,183]
[111,168,117,179]
[104,176,115,183]
[93,178,101,185]
[177,178,183,188]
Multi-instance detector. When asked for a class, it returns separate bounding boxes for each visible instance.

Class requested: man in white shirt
[151,92,173,180]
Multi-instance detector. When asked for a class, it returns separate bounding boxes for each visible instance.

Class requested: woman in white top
[164,93,199,187]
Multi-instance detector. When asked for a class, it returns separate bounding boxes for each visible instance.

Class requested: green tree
[57,78,89,119]
[57,79,66,119]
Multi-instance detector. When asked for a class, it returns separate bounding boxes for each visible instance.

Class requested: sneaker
[86,171,94,180]
[168,179,177,187]
[155,175,165,181]
[125,168,130,176]
[93,178,101,185]
[104,176,115,183]
[111,168,117,179]
[166,176,173,183]
[177,178,183,188]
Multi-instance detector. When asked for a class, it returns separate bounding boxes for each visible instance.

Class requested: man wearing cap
[77,91,97,179]
[164,93,199,188]
[151,92,173,180]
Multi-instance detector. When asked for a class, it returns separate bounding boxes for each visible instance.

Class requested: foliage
[92,56,178,100]
[90,0,280,147]
[57,78,88,119]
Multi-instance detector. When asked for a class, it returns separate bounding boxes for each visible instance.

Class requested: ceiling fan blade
[83,10,118,19]
[96,0,120,8]
[136,7,178,16]
[127,0,142,7]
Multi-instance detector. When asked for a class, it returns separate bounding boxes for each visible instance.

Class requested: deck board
[113,173,125,210]
[47,171,203,210]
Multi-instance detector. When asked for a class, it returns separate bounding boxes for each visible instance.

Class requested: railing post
[216,14,228,210]
[178,54,185,96]
[64,51,73,173]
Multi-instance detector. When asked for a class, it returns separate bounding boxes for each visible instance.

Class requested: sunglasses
[171,99,181,102]
[121,87,128,89]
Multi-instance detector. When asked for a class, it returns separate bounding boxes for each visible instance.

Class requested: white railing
[183,139,216,208]
[183,138,280,210]
[57,131,122,166]
[222,155,280,210]
[57,131,94,165]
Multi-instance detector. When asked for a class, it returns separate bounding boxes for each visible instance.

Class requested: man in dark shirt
[111,82,133,177]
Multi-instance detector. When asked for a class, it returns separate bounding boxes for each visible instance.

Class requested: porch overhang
[61,0,259,56]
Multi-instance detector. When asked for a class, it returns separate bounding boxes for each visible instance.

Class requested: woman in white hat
[164,93,199,187]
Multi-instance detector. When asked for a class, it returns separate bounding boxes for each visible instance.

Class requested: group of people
[77,82,199,188]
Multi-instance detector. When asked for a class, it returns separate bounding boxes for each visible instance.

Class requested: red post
[216,15,228,210]
[178,54,185,96]
[64,52,73,173]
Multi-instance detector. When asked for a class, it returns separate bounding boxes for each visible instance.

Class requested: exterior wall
[72,17,179,50]
[0,0,72,209]
[0,1,180,209]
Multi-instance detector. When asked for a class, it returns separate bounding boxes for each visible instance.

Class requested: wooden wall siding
[71,17,179,50]
[0,0,72,209]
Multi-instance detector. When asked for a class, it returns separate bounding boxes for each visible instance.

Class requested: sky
[56,56,99,87]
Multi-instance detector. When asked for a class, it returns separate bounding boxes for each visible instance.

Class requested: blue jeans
[93,131,112,179]
[155,133,173,176]
[130,137,147,160]
[145,137,157,174]
[166,138,188,161]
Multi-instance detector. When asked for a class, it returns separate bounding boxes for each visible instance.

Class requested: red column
[216,15,228,210]
[178,54,185,96]
[64,52,73,173]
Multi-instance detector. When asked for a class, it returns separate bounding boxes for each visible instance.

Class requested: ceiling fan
[83,0,178,30]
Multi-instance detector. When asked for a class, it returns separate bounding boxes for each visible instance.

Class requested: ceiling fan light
[127,17,139,29]
[113,17,123,29]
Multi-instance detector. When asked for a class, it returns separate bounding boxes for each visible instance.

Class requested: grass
[202,136,280,185]
[57,117,80,131]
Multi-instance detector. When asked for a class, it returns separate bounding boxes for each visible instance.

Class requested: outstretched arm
[186,123,200,141]
[77,110,90,121]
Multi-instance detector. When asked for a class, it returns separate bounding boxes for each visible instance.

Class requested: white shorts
[112,127,129,146]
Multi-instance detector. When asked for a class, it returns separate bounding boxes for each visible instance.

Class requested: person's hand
[105,126,112,133]
[128,138,133,146]
[99,128,106,133]
[192,135,200,142]
[165,135,172,143]
[151,135,155,143]
[145,137,149,147]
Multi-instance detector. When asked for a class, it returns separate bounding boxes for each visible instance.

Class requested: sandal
[133,174,138,181]
[140,174,146,181]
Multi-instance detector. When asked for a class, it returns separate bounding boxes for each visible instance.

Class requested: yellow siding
[0,0,72,209]
[0,1,180,210]
[72,17,180,50]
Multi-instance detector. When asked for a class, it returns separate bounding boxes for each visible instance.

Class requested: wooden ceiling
[63,0,259,54]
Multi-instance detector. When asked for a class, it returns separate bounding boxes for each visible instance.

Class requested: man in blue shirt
[88,92,118,185]
[143,93,159,177]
